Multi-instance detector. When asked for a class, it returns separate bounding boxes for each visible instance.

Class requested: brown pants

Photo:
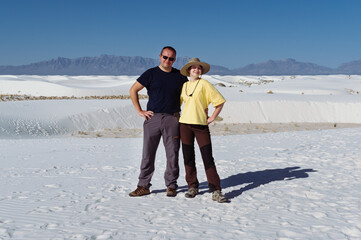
[180,123,221,192]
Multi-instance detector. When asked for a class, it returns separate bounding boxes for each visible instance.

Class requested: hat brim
[180,62,210,76]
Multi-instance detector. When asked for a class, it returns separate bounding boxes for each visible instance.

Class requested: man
[129,46,188,197]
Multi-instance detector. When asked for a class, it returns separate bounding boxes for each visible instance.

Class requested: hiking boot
[129,186,150,197]
[166,187,177,197]
[185,188,198,198]
[212,190,228,203]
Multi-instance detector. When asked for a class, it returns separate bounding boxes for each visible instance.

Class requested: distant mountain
[0,55,158,76]
[232,58,334,75]
[336,60,361,74]
[0,55,359,75]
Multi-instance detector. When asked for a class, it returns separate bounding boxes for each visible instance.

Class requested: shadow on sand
[221,166,317,199]
[153,166,317,200]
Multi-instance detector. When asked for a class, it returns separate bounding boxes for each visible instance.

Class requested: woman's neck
[189,76,200,82]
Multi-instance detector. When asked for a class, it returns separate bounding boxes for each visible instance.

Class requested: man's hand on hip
[138,110,154,120]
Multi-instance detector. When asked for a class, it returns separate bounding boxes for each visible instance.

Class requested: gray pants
[137,113,180,189]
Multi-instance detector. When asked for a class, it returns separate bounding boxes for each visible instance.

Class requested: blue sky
[1,0,361,69]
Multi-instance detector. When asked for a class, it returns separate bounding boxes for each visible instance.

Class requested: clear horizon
[1,0,361,69]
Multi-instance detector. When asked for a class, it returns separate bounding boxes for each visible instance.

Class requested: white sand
[1,129,361,239]
[1,74,361,239]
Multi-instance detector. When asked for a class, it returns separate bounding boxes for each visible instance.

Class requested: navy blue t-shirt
[137,67,188,114]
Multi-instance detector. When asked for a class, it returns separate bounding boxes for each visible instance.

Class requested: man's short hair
[161,46,176,55]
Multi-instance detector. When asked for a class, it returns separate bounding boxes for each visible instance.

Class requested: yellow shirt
[180,78,226,125]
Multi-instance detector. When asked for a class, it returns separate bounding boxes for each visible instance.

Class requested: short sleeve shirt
[137,67,188,114]
[180,79,226,125]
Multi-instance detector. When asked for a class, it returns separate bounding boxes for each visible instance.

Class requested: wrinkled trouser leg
[180,123,198,189]
[137,115,161,189]
[161,114,180,189]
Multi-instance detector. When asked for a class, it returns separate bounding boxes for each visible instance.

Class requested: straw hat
[180,58,210,76]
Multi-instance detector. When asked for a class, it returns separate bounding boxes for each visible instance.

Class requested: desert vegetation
[0,94,148,102]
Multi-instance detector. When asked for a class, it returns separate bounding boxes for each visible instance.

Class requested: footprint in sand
[44,184,61,188]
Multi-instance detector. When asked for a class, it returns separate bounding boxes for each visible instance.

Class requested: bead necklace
[185,79,200,97]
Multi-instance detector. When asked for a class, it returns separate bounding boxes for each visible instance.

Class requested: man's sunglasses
[162,55,175,62]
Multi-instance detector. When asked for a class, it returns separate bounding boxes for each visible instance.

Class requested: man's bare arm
[129,81,154,120]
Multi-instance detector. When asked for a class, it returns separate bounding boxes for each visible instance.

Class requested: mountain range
[0,55,360,75]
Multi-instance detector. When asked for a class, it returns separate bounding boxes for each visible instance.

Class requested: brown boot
[166,187,177,197]
[129,186,150,197]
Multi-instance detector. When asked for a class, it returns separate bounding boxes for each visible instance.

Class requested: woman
[179,58,227,203]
